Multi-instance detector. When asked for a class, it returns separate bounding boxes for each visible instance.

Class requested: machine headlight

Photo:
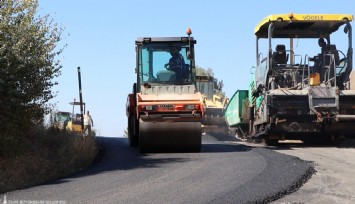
[185,105,195,110]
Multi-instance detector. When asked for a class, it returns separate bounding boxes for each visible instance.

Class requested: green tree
[196,66,214,77]
[0,0,64,152]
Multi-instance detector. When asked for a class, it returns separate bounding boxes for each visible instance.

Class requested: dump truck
[225,13,355,144]
[126,28,204,153]
[196,75,228,131]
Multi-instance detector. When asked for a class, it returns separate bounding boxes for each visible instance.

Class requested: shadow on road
[45,135,252,185]
[202,142,252,153]
[80,137,189,171]
[43,137,190,185]
[256,138,355,152]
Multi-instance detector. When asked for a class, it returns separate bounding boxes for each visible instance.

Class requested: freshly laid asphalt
[2,133,314,204]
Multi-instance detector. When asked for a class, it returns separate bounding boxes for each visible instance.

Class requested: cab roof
[254,13,353,38]
[135,37,196,45]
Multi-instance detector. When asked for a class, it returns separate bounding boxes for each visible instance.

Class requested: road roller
[126,28,204,153]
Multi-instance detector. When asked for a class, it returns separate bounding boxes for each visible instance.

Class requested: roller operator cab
[126,29,204,153]
[225,14,355,144]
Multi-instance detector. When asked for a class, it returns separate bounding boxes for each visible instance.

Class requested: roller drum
[139,120,202,153]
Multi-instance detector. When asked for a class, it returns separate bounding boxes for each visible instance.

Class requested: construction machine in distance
[66,101,86,134]
[49,111,71,131]
[126,28,204,153]
[49,100,86,134]
[225,13,355,145]
[196,75,228,132]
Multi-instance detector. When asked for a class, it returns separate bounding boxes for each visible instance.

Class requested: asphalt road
[1,133,314,204]
[271,139,355,204]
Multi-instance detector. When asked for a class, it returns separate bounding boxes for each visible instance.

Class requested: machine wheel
[264,138,279,146]
[128,83,139,147]
[128,114,139,147]
[303,137,318,145]
[189,143,201,153]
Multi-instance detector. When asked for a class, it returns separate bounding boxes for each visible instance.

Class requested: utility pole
[77,67,84,132]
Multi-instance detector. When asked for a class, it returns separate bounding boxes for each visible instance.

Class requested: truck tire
[128,113,139,147]
[128,83,139,147]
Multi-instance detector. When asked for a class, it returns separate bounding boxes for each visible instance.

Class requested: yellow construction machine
[49,100,86,134]
[66,101,86,134]
[196,75,228,132]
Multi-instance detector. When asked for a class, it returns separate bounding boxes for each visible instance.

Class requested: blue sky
[37,0,355,137]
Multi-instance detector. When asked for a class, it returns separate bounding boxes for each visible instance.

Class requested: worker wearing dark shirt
[164,47,187,80]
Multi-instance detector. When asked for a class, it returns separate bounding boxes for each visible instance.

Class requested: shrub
[0,126,98,193]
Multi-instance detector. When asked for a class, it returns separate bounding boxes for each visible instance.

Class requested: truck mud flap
[139,121,202,153]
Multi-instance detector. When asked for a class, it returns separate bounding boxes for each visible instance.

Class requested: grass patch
[0,127,98,193]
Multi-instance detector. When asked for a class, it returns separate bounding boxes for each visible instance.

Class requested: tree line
[0,0,64,154]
